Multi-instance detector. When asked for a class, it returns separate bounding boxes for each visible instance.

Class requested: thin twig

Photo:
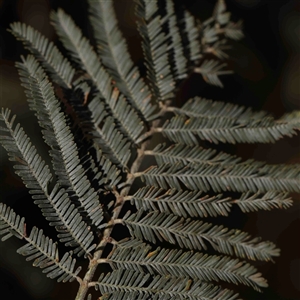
[74,113,165,300]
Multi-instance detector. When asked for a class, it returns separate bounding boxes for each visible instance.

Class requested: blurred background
[0,0,299,299]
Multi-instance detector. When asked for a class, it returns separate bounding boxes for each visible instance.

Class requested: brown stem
[74,106,168,300]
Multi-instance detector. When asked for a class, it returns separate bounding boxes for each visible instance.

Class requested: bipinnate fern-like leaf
[106,245,267,291]
[1,0,299,299]
[16,56,104,228]
[87,0,157,122]
[0,109,96,256]
[0,204,81,282]
[121,210,280,261]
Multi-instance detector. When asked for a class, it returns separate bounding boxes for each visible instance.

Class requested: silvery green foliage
[0,0,299,299]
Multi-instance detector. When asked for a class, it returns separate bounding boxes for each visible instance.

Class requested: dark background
[0,0,299,299]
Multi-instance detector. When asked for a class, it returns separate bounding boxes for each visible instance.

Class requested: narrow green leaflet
[135,0,175,102]
[183,10,202,61]
[194,60,232,88]
[17,56,104,228]
[168,96,269,121]
[165,0,188,80]
[145,143,244,166]
[93,269,240,299]
[143,143,299,194]
[99,290,239,300]
[176,0,243,71]
[107,245,268,291]
[89,97,131,169]
[203,0,243,53]
[138,162,300,193]
[0,204,81,282]
[158,115,299,144]
[280,110,300,126]
[127,187,232,218]
[87,0,157,121]
[234,191,293,212]
[128,187,292,218]
[9,22,75,89]
[50,9,144,144]
[17,227,82,282]
[0,109,96,256]
[63,82,123,188]
[0,203,25,241]
[121,210,280,261]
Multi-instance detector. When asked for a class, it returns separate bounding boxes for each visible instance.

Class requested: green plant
[0,0,299,299]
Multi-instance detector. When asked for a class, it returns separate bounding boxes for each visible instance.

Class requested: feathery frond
[17,227,82,282]
[116,238,147,249]
[94,269,240,299]
[173,0,243,82]
[9,22,75,89]
[279,110,300,126]
[98,289,239,300]
[107,245,267,290]
[89,96,131,170]
[16,56,104,228]
[50,9,144,144]
[121,210,280,261]
[0,109,96,256]
[234,191,293,213]
[145,143,243,166]
[0,204,81,282]
[194,60,232,88]
[0,107,53,193]
[0,203,26,241]
[128,187,293,218]
[1,0,299,298]
[168,96,269,120]
[158,114,299,144]
[165,0,188,80]
[182,10,202,62]
[40,183,97,257]
[143,143,299,194]
[63,83,122,189]
[135,0,175,102]
[138,162,300,193]
[127,186,232,218]
[87,0,157,121]
[206,0,243,46]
